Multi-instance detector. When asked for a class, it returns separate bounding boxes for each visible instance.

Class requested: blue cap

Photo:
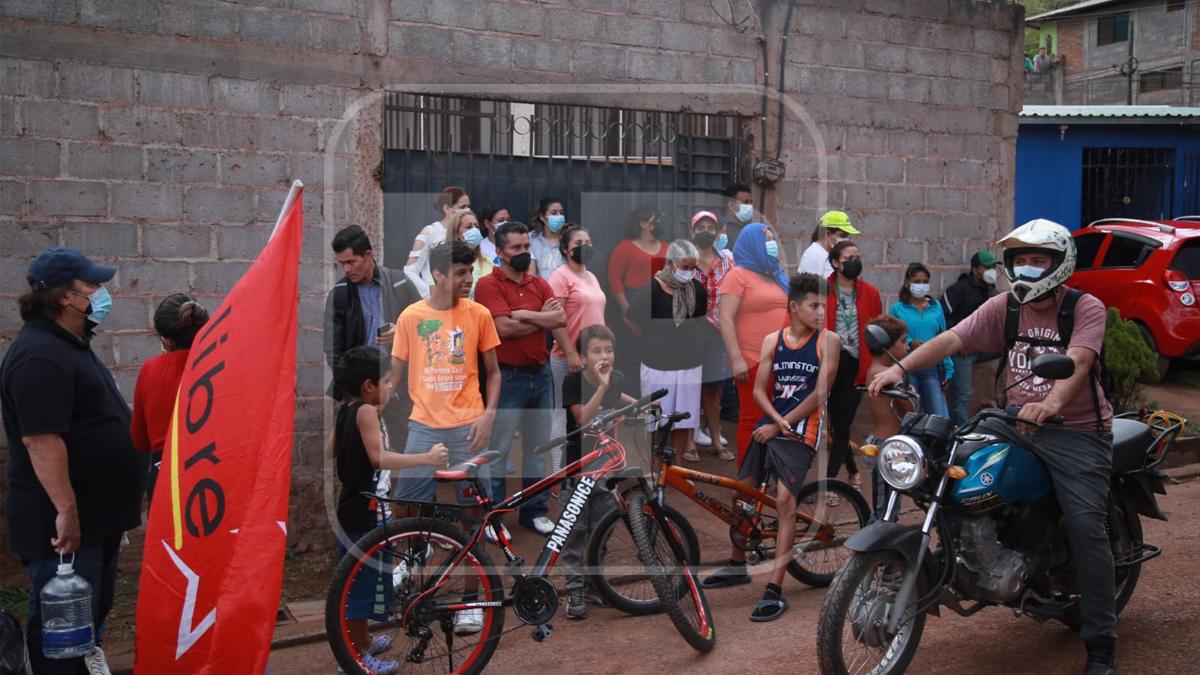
[26,247,116,290]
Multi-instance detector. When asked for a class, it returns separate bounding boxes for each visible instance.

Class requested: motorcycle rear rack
[1115,543,1161,569]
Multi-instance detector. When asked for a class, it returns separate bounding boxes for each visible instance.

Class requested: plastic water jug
[39,558,94,659]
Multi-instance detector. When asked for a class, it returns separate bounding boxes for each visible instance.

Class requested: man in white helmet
[869,219,1117,674]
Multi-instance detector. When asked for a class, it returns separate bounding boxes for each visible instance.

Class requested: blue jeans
[22,535,122,674]
[911,367,950,419]
[488,364,553,523]
[949,353,975,426]
[392,421,484,505]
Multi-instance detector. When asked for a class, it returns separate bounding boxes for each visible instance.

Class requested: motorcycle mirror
[1030,353,1075,381]
[865,324,894,355]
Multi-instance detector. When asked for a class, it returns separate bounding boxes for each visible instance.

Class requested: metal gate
[1081,147,1176,225]
[381,94,749,280]
[1183,151,1199,215]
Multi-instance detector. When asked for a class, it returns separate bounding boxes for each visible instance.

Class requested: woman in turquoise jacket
[888,262,954,418]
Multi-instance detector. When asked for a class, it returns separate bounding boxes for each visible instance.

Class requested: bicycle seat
[434,450,501,482]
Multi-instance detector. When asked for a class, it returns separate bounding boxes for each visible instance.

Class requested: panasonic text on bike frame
[546,476,597,553]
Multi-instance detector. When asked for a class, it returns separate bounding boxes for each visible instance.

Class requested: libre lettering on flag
[134,181,304,674]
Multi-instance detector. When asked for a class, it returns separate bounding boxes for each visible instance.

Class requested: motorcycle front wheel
[816,550,926,675]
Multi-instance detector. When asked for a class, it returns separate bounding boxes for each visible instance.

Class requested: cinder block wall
[0,0,1024,551]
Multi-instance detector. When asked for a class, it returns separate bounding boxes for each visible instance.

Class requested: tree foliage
[1102,308,1160,413]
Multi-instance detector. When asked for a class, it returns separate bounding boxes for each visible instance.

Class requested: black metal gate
[1081,147,1176,225]
[381,94,749,283]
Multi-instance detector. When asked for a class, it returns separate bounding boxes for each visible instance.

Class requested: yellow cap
[820,210,860,235]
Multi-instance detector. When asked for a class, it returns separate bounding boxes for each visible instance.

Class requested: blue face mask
[714,233,728,251]
[764,240,780,259]
[736,203,754,224]
[1013,264,1046,280]
[546,214,566,233]
[462,227,483,249]
[85,286,112,324]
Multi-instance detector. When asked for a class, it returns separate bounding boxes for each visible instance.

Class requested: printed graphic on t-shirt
[415,319,469,391]
[1007,327,1063,398]
[773,359,818,402]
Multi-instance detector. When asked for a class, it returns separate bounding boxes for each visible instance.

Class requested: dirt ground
[267,465,1200,675]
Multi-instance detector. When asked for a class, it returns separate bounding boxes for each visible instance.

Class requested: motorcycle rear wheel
[816,550,926,675]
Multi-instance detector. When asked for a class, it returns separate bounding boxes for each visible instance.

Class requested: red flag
[134,181,304,674]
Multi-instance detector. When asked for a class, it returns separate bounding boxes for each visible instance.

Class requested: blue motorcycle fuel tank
[950,442,1053,514]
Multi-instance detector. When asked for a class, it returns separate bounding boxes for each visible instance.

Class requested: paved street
[269,471,1200,674]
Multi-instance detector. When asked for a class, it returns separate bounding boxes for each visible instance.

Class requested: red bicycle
[325,389,714,675]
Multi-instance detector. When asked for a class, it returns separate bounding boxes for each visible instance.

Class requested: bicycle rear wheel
[786,479,870,587]
[325,517,505,675]
[586,497,700,615]
[626,492,716,652]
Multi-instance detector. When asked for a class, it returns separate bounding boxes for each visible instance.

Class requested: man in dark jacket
[324,225,420,449]
[940,250,1001,424]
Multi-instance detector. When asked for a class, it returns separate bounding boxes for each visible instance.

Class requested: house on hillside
[1024,0,1199,105]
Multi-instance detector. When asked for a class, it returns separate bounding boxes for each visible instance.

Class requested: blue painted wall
[1014,122,1200,230]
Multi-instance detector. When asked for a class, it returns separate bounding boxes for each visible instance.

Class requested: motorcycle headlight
[877,435,926,491]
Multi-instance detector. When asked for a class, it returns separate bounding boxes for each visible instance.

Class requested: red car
[1069,217,1200,374]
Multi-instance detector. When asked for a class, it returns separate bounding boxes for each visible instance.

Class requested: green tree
[1102,308,1160,413]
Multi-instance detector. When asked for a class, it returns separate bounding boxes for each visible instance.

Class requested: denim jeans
[22,534,122,674]
[488,364,553,523]
[392,421,483,505]
[949,353,975,426]
[911,367,950,419]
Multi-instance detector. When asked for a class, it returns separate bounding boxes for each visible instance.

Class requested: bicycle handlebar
[529,388,669,455]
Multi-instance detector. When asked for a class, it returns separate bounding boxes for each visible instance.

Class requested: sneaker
[367,634,394,655]
[1084,637,1117,675]
[566,589,588,620]
[454,607,484,635]
[695,427,713,446]
[484,521,511,545]
[84,646,112,675]
[525,516,555,535]
[362,653,400,674]
[394,543,433,587]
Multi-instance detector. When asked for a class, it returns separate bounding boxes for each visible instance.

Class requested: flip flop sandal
[702,569,753,589]
[749,597,789,622]
[716,447,736,462]
[682,450,702,462]
[849,474,863,490]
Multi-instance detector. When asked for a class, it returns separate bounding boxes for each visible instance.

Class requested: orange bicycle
[590,410,870,612]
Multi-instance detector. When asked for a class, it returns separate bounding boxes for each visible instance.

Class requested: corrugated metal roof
[1021,105,1200,121]
[1026,0,1124,24]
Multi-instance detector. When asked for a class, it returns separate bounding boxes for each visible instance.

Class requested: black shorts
[737,433,816,500]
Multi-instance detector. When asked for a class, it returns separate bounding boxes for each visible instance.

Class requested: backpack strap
[994,294,1022,406]
[1059,287,1105,432]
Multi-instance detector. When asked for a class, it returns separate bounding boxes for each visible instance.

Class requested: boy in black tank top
[326,346,448,669]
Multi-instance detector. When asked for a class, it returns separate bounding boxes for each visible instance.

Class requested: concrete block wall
[1,0,1025,550]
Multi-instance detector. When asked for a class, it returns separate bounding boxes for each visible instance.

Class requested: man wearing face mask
[1,247,145,674]
[722,182,754,249]
[940,250,1002,425]
[871,220,1117,674]
[474,222,568,535]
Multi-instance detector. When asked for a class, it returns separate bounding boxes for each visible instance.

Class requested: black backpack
[996,287,1108,431]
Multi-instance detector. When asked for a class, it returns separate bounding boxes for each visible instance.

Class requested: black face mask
[570,243,594,264]
[508,251,532,273]
[693,232,716,250]
[841,258,863,280]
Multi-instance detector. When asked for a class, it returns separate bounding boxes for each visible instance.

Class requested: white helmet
[997,218,1076,304]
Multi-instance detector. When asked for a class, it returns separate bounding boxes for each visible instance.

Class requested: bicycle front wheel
[586,497,700,615]
[786,479,870,587]
[325,517,505,675]
[626,492,716,652]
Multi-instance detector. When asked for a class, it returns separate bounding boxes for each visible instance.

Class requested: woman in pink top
[549,224,606,469]
[719,222,790,464]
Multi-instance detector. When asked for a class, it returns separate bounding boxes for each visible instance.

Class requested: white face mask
[673,268,695,284]
[909,282,931,298]
[1013,264,1047,280]
[736,203,754,223]
[983,268,998,285]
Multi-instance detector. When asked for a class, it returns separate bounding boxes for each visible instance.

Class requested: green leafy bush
[1102,308,1160,413]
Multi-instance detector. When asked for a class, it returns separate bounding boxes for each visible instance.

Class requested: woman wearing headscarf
[718,222,790,464]
[624,239,707,461]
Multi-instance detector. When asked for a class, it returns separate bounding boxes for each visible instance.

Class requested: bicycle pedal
[531,623,553,642]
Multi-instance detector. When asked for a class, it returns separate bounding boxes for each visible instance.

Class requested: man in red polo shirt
[474,221,567,535]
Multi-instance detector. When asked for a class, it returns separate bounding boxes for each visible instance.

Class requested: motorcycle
[815,324,1186,675]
